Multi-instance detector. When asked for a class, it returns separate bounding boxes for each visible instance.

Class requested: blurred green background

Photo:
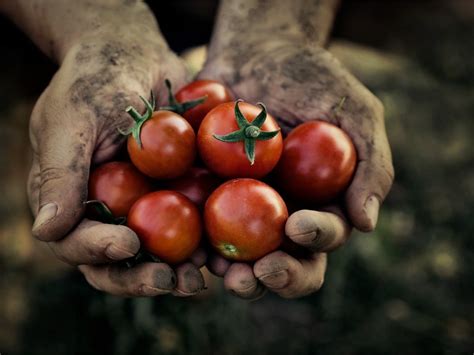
[0,0,473,354]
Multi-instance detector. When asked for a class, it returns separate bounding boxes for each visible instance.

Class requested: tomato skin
[127,191,202,264]
[204,179,288,262]
[176,80,233,131]
[197,102,283,179]
[127,110,195,179]
[88,161,152,217]
[162,167,221,209]
[275,120,357,204]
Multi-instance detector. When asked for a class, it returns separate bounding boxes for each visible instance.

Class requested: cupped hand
[199,40,394,299]
[28,34,206,297]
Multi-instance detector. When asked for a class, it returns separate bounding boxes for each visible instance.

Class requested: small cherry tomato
[198,101,282,179]
[275,120,357,204]
[88,161,152,217]
[162,167,221,209]
[204,179,288,262]
[161,80,233,131]
[124,93,195,179]
[128,191,202,264]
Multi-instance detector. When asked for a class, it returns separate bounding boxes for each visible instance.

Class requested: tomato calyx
[84,200,127,225]
[159,79,208,115]
[120,91,156,149]
[213,100,280,165]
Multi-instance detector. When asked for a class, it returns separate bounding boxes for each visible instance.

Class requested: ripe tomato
[125,94,195,179]
[162,167,221,209]
[275,120,357,204]
[88,161,152,217]
[197,101,283,179]
[204,179,288,262]
[127,191,202,264]
[169,80,233,131]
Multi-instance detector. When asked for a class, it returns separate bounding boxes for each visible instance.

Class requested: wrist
[2,0,169,65]
[207,0,340,61]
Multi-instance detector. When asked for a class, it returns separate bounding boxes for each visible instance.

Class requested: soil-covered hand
[27,30,206,297]
[200,40,394,299]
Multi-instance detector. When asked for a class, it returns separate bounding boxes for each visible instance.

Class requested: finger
[254,251,327,299]
[172,262,205,297]
[224,263,266,300]
[343,105,394,232]
[207,253,231,277]
[27,155,41,214]
[78,262,176,297]
[155,57,190,106]
[189,247,207,268]
[48,219,140,265]
[285,209,351,252]
[30,104,95,242]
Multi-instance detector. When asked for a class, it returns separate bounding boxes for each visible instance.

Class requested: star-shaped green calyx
[119,91,156,149]
[213,100,280,165]
[159,79,207,115]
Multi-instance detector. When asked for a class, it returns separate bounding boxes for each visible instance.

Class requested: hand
[199,40,394,299]
[28,32,206,297]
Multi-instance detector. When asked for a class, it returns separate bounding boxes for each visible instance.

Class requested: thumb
[345,119,394,232]
[31,124,94,242]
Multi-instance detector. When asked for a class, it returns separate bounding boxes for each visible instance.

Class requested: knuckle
[378,160,395,195]
[41,166,68,185]
[135,284,151,297]
[372,96,384,117]
[51,248,74,265]
[30,92,49,132]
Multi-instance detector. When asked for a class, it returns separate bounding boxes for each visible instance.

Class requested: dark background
[0,0,473,354]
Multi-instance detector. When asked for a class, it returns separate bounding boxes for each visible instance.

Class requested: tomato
[197,101,283,179]
[173,80,233,131]
[275,120,357,204]
[125,94,195,179]
[204,179,288,261]
[88,161,152,217]
[162,167,221,209]
[127,191,202,264]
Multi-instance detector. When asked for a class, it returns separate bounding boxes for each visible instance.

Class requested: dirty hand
[200,36,393,298]
[25,4,205,297]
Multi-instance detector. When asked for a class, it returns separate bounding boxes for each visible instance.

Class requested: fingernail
[364,196,380,230]
[32,203,58,233]
[156,269,177,290]
[258,270,289,289]
[291,230,318,245]
[105,244,136,261]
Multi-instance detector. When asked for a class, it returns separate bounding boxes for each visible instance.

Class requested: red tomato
[197,101,283,179]
[175,80,233,131]
[127,191,202,264]
[275,120,357,204]
[88,161,152,217]
[127,110,195,179]
[162,167,221,209]
[204,179,288,262]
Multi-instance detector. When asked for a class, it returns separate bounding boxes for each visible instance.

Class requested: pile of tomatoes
[87,80,357,265]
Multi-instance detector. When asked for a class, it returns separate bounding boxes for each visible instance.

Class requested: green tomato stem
[212,100,280,165]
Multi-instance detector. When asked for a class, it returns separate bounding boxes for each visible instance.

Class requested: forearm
[208,0,340,58]
[0,0,169,64]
